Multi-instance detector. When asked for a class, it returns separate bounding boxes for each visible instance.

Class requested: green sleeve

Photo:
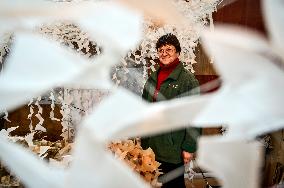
[142,84,147,100]
[181,72,201,153]
[181,127,202,153]
[177,73,200,98]
[140,137,149,150]
[141,80,150,150]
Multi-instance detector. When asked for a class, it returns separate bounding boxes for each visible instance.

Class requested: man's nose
[161,51,168,56]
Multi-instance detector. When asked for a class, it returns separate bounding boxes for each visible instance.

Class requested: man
[141,33,201,188]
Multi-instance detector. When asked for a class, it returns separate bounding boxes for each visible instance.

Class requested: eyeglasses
[158,47,176,55]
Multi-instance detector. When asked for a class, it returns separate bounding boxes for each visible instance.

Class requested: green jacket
[141,62,201,164]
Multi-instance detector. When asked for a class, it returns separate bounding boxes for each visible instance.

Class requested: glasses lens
[158,48,174,54]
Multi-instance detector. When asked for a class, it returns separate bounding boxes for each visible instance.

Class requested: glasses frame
[157,46,176,55]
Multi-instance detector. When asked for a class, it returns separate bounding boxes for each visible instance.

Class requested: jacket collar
[149,61,183,82]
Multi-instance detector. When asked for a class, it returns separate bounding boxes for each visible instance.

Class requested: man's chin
[160,61,171,65]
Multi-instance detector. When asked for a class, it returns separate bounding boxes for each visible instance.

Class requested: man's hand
[182,151,194,164]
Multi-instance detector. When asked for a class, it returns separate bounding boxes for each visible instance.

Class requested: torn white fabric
[65,126,149,188]
[0,126,18,138]
[0,136,65,188]
[0,33,89,111]
[0,1,144,111]
[82,88,210,141]
[263,0,284,60]
[193,26,284,139]
[197,137,263,188]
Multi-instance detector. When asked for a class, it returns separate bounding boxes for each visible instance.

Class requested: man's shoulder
[179,64,196,79]
[178,64,199,89]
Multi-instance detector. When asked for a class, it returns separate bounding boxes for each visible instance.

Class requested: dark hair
[156,33,181,53]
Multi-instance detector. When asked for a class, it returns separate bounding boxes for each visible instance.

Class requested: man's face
[158,44,179,65]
